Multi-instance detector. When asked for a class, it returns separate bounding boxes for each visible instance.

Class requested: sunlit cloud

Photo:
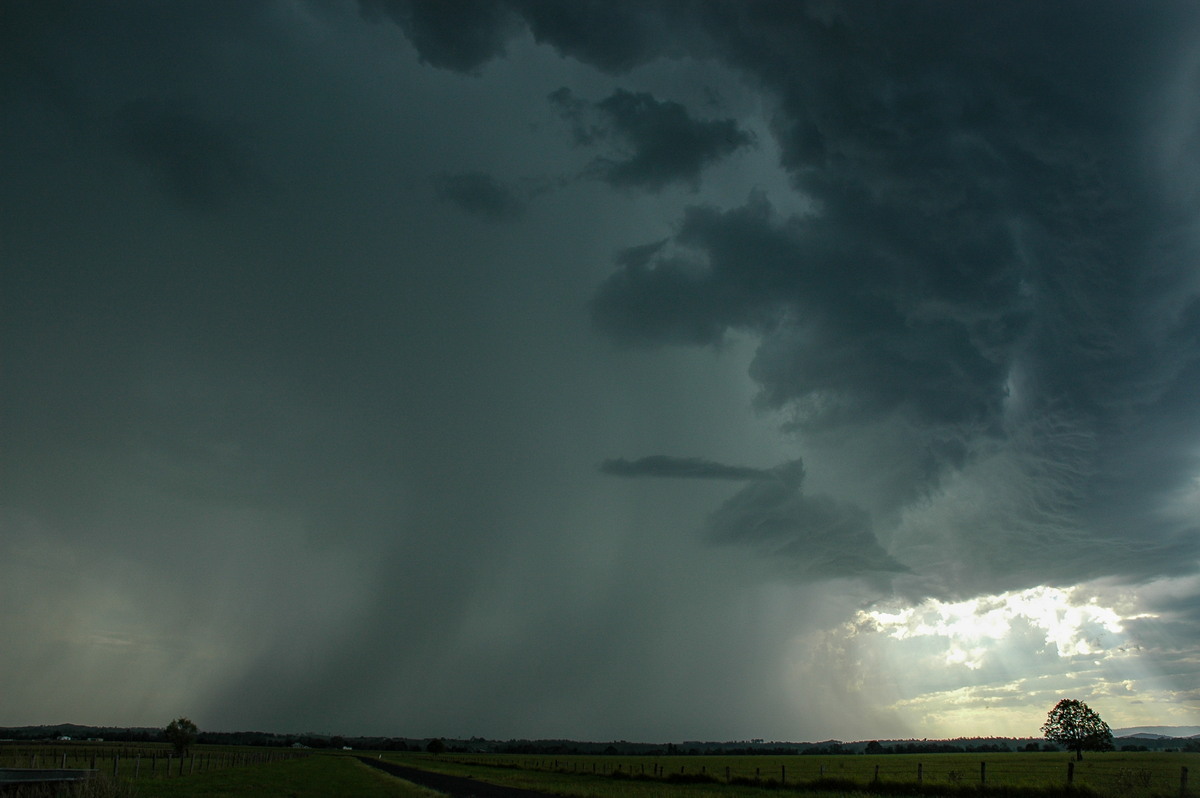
[836,580,1200,736]
[860,585,1135,662]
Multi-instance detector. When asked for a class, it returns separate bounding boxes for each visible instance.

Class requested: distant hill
[1113,726,1200,739]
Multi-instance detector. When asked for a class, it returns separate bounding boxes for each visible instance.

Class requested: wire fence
[431,751,1196,797]
[0,743,305,782]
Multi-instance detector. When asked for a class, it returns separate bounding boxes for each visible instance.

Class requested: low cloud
[706,460,907,580]
[550,87,753,191]
[358,0,519,74]
[435,171,524,221]
[600,455,769,481]
[591,192,1016,431]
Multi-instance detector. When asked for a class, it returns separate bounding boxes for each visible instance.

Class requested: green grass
[127,753,442,798]
[388,750,1200,798]
[4,745,1195,798]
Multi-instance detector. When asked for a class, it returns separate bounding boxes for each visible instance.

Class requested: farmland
[0,744,436,798]
[1,743,1196,797]
[379,749,1199,798]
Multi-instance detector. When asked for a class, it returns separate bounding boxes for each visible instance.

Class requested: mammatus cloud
[550,87,753,191]
[600,455,768,481]
[435,171,525,221]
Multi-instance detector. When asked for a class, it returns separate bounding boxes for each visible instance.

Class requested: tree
[164,717,198,757]
[425,738,445,754]
[1041,699,1113,760]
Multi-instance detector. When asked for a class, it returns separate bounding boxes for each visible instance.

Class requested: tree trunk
[1075,748,1083,761]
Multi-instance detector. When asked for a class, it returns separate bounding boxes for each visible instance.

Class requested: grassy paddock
[0,741,301,778]
[0,745,436,798]
[393,750,1200,798]
[127,752,441,798]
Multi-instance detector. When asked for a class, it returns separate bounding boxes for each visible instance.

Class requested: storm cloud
[3,0,1199,743]
[435,171,525,220]
[704,459,909,580]
[550,86,754,190]
[600,455,769,481]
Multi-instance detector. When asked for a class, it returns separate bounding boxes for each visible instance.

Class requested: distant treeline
[4,725,1196,755]
[0,724,415,751]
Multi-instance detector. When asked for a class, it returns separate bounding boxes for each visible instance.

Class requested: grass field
[387,749,1200,798]
[3,745,1197,797]
[130,754,441,798]
[0,747,438,798]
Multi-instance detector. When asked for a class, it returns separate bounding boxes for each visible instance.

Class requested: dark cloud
[114,98,255,209]
[575,4,1200,594]
[550,87,753,191]
[367,0,1200,595]
[435,171,524,220]
[600,455,768,481]
[365,1,691,76]
[592,191,1017,431]
[5,0,1200,742]
[706,460,907,580]
[515,1,691,73]
[607,455,909,580]
[358,0,519,73]
[546,87,596,146]
[589,239,743,347]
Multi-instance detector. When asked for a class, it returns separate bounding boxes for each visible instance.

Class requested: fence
[0,744,305,782]
[434,753,1194,797]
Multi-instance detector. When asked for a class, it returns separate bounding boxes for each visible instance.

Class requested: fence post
[1067,761,1074,784]
[61,752,67,768]
[781,764,786,783]
[1181,765,1189,798]
[135,755,141,778]
[980,761,986,784]
[917,762,923,783]
[114,754,119,778]
[726,766,730,782]
[873,764,880,783]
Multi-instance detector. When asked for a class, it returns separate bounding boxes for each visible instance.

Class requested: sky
[2,0,1200,743]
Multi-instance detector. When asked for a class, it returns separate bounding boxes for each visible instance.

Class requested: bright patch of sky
[862,585,1133,667]
[839,580,1198,737]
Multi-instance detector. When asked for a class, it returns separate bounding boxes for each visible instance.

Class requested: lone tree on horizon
[1041,699,1113,760]
[164,717,198,757]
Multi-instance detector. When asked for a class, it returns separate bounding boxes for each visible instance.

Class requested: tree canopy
[164,717,198,757]
[1041,699,1113,760]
